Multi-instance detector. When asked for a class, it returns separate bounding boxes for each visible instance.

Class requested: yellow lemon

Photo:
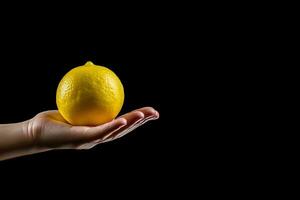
[56,61,124,126]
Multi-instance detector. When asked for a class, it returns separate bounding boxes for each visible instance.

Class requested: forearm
[0,121,34,160]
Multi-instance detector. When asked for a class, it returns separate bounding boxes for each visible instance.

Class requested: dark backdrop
[0,27,195,183]
[0,8,230,195]
[0,4,270,197]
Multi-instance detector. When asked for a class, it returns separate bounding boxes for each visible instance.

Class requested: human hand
[0,107,159,160]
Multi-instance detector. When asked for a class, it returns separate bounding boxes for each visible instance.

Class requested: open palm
[28,107,159,150]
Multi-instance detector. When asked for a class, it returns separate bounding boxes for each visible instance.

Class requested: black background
[0,3,281,197]
[0,5,243,195]
[0,17,199,186]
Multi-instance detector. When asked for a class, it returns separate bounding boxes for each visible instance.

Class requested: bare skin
[0,107,159,161]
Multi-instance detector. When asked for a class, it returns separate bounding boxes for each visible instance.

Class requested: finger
[101,109,159,143]
[112,108,159,137]
[114,115,155,138]
[111,107,157,137]
[87,118,131,145]
[134,107,159,119]
[108,111,144,133]
[90,110,160,145]
[83,118,127,141]
[99,119,145,144]
[98,111,144,141]
[136,111,159,127]
[114,107,158,131]
[77,108,159,146]
[58,111,143,145]
[117,109,145,120]
[89,111,145,145]
[109,115,158,141]
[76,142,98,150]
[102,113,159,144]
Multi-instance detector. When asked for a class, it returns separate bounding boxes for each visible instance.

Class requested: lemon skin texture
[56,61,124,126]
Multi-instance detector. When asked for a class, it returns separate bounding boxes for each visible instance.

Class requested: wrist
[0,121,33,160]
[0,120,50,161]
[20,120,34,148]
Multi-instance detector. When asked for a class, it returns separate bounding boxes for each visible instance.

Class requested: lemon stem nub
[85,61,94,66]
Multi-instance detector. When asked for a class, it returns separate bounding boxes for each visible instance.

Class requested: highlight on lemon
[56,61,124,126]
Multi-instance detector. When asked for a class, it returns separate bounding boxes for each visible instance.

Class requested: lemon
[56,61,124,126]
